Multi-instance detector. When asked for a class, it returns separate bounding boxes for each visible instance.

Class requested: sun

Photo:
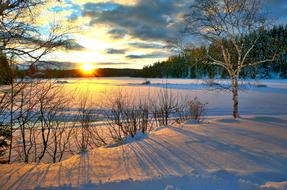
[82,63,93,72]
[81,63,95,75]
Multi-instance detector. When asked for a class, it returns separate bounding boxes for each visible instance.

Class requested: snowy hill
[1,115,287,190]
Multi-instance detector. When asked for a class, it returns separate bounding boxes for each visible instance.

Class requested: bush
[187,98,207,123]
[104,92,153,144]
[152,86,178,127]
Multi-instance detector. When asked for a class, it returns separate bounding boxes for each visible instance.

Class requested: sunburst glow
[81,63,95,75]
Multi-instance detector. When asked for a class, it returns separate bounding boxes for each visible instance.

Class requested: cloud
[96,62,131,65]
[31,61,78,69]
[128,42,165,49]
[49,0,82,20]
[82,0,188,42]
[70,0,138,6]
[108,28,128,39]
[106,48,126,54]
[64,39,86,51]
[126,51,170,59]
[81,0,287,42]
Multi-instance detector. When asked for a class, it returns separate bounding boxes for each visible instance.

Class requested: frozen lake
[60,77,287,116]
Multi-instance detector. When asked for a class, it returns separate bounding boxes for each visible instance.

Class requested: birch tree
[184,0,282,118]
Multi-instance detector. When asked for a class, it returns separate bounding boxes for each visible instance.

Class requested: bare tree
[48,113,73,163]
[104,92,129,143]
[0,0,72,163]
[103,91,153,144]
[184,0,282,118]
[0,0,71,61]
[6,73,27,164]
[11,80,75,163]
[152,85,178,126]
[36,81,65,162]
[138,100,152,133]
[73,93,94,153]
[14,82,38,163]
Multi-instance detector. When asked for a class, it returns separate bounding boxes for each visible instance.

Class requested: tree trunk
[231,77,239,119]
[8,80,14,164]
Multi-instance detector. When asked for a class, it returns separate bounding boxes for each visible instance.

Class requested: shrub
[104,92,153,144]
[187,97,207,123]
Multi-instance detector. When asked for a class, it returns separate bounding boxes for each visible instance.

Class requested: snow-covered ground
[1,115,287,190]
[1,78,287,190]
[59,78,287,116]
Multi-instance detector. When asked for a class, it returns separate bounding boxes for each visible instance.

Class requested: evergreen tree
[0,51,12,85]
[143,24,287,80]
[0,124,10,158]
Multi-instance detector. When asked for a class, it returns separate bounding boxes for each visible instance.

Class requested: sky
[40,0,287,69]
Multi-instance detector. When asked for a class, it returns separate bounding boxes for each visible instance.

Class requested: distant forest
[15,68,143,79]
[143,25,287,79]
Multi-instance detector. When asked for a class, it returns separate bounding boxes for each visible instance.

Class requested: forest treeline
[143,25,287,79]
[21,68,143,78]
[0,64,143,84]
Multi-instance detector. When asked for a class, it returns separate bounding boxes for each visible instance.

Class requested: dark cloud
[108,28,128,39]
[0,31,85,52]
[126,51,170,59]
[96,62,131,65]
[106,48,126,54]
[128,42,165,49]
[26,61,78,69]
[81,0,287,43]
[82,0,188,41]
